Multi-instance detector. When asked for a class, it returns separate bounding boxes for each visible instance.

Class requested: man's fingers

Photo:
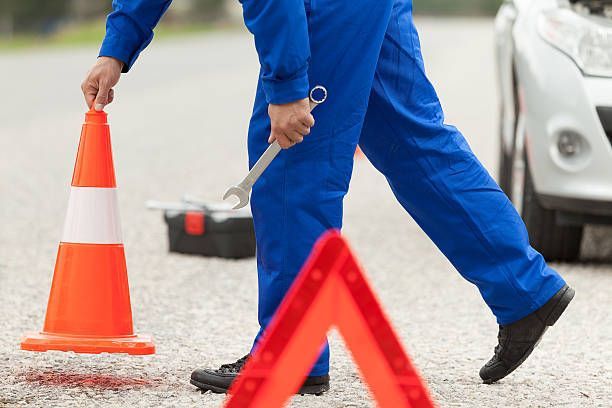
[95,81,112,111]
[300,113,315,128]
[268,129,279,144]
[84,91,96,110]
[81,80,98,109]
[269,130,304,148]
[295,122,311,136]
[269,121,309,146]
[276,132,295,149]
[286,130,304,144]
[81,57,123,110]
[95,95,108,111]
[267,98,316,149]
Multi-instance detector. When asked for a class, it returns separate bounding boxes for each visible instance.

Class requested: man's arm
[240,0,315,148]
[100,0,172,72]
[81,0,171,110]
[240,0,310,105]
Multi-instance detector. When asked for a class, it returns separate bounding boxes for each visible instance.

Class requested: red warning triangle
[224,230,435,408]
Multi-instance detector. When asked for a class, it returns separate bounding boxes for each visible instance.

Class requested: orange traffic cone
[355,145,364,159]
[21,108,155,355]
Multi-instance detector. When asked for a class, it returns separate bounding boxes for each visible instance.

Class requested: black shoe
[480,284,575,384]
[190,354,330,395]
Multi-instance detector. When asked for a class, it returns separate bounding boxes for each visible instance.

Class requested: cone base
[20,332,155,355]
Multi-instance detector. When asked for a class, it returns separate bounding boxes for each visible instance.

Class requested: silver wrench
[223,85,328,209]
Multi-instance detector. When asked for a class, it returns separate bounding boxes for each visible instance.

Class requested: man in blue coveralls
[82,0,575,395]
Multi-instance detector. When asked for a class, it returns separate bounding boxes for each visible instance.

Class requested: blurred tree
[414,0,502,16]
[0,0,68,35]
[170,0,227,23]
[70,0,110,20]
[193,0,227,15]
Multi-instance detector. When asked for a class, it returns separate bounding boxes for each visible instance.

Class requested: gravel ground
[1,18,611,408]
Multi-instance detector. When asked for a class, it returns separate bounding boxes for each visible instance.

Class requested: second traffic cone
[354,145,364,159]
[21,108,154,355]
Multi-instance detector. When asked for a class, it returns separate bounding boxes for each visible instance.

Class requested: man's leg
[248,0,395,378]
[358,0,573,383]
[191,0,395,393]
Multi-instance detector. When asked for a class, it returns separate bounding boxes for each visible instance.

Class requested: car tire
[521,154,583,262]
[498,79,518,200]
[498,143,513,199]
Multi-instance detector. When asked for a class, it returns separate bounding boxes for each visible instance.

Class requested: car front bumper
[516,27,612,215]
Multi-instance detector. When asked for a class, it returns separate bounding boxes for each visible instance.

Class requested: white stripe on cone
[62,187,123,244]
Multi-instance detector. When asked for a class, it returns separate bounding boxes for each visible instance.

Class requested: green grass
[0,19,217,52]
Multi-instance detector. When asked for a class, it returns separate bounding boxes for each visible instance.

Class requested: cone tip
[85,107,108,124]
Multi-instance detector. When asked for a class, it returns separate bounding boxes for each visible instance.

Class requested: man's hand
[268,98,315,149]
[81,57,124,111]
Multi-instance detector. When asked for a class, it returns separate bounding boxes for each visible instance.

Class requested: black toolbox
[148,198,256,259]
[164,210,255,258]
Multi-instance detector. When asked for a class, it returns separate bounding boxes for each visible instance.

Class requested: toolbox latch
[184,212,205,236]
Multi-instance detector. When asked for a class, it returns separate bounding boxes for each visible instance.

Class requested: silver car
[495,0,612,261]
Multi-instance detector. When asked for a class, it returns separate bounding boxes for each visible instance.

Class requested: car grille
[597,107,612,146]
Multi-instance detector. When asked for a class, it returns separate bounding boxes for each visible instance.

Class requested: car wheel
[520,153,583,262]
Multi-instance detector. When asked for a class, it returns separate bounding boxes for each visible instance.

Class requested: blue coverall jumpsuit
[101,0,566,376]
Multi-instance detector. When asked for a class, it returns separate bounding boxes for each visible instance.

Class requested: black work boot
[480,284,575,384]
[190,355,330,395]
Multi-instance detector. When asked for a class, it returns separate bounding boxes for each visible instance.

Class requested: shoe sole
[190,379,227,394]
[190,379,330,396]
[482,286,575,384]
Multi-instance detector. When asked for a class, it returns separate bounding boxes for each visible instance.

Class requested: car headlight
[538,8,612,77]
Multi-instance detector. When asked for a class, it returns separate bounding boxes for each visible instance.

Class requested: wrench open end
[223,186,250,210]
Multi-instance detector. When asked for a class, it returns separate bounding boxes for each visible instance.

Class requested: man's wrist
[262,72,310,105]
[98,56,125,71]
[99,33,140,73]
